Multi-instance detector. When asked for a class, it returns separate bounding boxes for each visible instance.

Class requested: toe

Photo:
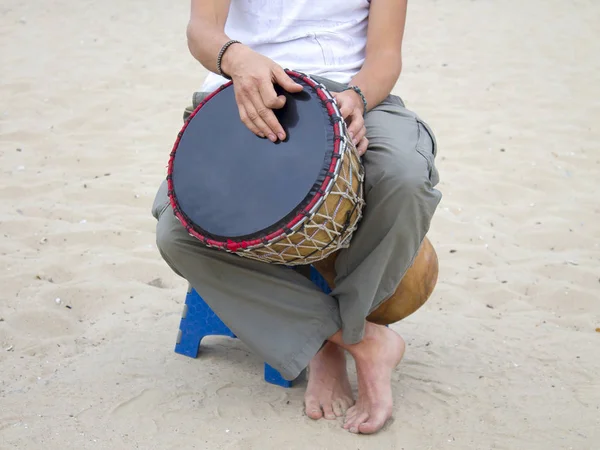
[332,400,344,417]
[322,404,336,420]
[304,397,323,420]
[345,405,357,419]
[343,406,358,429]
[347,412,369,434]
[340,396,354,413]
[306,407,324,420]
[358,409,391,434]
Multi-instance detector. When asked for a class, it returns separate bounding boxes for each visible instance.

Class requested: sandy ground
[1,0,599,449]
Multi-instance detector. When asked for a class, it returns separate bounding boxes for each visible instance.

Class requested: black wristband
[216,39,241,80]
[344,85,368,115]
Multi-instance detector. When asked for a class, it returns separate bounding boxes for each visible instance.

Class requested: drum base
[312,237,439,325]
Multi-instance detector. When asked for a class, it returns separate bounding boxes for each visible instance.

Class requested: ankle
[316,342,345,364]
[346,323,386,360]
[322,341,343,353]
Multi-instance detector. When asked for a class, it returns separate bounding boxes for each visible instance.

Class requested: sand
[1,0,599,448]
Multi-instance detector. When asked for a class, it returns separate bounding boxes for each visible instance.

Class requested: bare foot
[304,342,354,420]
[342,323,406,434]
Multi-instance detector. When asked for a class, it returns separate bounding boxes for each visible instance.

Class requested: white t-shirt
[201,0,371,92]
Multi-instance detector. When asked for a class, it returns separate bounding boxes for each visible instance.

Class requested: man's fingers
[237,103,265,138]
[333,93,353,120]
[236,79,285,141]
[244,101,278,141]
[346,111,364,143]
[236,80,282,140]
[337,101,353,120]
[258,80,287,110]
[353,125,366,146]
[263,94,287,110]
[357,137,369,156]
[273,67,304,93]
[251,86,286,140]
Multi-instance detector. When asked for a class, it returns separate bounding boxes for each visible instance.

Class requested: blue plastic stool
[175,266,331,388]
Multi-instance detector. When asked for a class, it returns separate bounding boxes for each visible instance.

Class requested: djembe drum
[167,70,364,266]
[167,70,439,325]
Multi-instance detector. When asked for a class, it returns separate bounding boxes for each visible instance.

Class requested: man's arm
[186,0,233,73]
[349,0,407,111]
[186,0,302,141]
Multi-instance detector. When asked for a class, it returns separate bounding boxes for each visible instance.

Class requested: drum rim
[167,70,355,255]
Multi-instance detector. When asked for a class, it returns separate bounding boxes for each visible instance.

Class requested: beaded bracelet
[216,39,242,80]
[344,85,368,115]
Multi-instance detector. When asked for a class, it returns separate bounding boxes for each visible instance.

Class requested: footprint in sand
[110,388,207,418]
[215,383,285,419]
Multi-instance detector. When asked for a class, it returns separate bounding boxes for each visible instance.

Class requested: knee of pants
[375,157,435,210]
[155,211,181,262]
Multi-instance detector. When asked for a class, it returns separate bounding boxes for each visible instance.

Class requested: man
[152,0,442,435]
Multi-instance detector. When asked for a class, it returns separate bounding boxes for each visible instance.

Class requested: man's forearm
[349,52,402,112]
[349,0,407,111]
[187,24,229,73]
[186,0,236,74]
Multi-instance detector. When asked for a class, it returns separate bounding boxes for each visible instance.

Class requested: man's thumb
[274,68,304,93]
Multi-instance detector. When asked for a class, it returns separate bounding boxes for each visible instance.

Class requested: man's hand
[221,45,304,142]
[332,90,369,156]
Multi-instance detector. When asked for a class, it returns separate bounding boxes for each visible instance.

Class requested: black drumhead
[170,78,333,241]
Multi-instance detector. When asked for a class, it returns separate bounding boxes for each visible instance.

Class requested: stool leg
[175,286,236,358]
[174,286,297,388]
[264,364,293,388]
